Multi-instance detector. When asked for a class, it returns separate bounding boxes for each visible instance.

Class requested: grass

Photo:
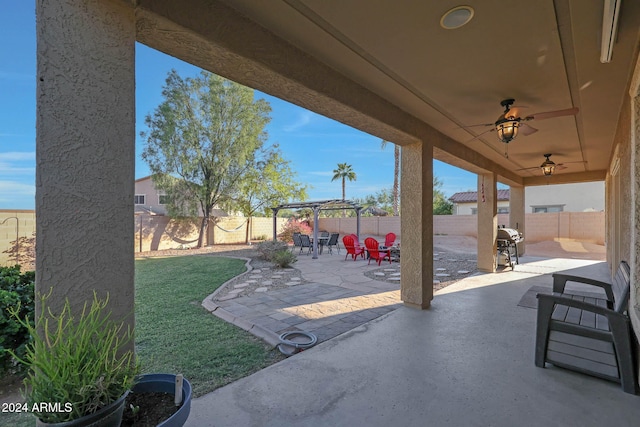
[134,255,284,396]
[4,254,284,426]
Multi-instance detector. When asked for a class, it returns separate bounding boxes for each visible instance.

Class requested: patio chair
[299,234,313,255]
[384,232,396,248]
[350,234,365,251]
[291,232,302,253]
[326,233,340,254]
[343,235,365,261]
[365,237,391,266]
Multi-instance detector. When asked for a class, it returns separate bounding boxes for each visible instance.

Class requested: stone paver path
[202,251,402,346]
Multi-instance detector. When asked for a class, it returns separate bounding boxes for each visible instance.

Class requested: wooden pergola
[271,199,363,259]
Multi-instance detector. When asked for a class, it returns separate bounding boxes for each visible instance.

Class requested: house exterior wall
[526,181,605,212]
[452,183,605,215]
[454,201,510,215]
[134,176,168,215]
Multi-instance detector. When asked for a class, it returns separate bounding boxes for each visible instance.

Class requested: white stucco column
[400,141,433,308]
[477,172,497,272]
[36,0,136,332]
[509,185,526,256]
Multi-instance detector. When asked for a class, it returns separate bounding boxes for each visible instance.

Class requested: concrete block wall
[0,210,36,267]
[318,212,604,244]
[134,215,289,251]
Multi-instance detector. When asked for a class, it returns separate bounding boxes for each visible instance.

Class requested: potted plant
[9,291,138,427]
[121,373,192,427]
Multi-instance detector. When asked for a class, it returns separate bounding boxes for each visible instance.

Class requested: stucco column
[36,0,136,333]
[509,185,526,256]
[630,84,640,346]
[400,141,433,309]
[477,172,497,272]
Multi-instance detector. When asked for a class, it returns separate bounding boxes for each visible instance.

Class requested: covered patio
[36,0,640,421]
[188,259,640,426]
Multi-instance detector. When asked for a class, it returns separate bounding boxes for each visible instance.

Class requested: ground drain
[277,331,318,356]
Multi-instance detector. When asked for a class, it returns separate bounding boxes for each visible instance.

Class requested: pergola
[271,199,363,259]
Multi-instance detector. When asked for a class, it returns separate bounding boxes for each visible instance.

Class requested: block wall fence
[0,211,604,265]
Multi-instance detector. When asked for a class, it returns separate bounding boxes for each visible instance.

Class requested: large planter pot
[131,373,192,427]
[35,391,128,427]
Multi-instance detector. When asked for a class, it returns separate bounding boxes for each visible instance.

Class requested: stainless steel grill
[497,227,523,268]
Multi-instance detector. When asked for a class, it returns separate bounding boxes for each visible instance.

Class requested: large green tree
[433,176,453,215]
[142,70,272,247]
[230,145,308,243]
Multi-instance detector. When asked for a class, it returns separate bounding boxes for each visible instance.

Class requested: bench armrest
[551,273,614,301]
[537,293,624,320]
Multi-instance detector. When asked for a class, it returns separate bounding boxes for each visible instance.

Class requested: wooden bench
[535,261,638,394]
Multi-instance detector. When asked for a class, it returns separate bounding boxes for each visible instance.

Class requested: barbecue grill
[497,227,523,268]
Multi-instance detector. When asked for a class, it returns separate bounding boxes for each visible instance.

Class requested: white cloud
[0,152,35,161]
[283,111,313,132]
[0,181,36,195]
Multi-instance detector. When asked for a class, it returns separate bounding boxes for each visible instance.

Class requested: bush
[0,265,35,375]
[279,219,312,243]
[256,240,289,261]
[271,250,297,268]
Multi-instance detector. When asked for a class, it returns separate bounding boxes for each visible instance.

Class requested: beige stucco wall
[318,212,604,244]
[0,210,36,267]
[135,177,167,214]
[135,216,288,251]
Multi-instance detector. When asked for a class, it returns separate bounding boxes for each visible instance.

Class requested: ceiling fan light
[540,155,556,176]
[496,120,520,143]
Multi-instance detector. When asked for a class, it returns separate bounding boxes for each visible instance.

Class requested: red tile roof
[448,189,510,203]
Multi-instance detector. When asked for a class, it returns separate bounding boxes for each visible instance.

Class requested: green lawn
[5,254,283,426]
[134,255,284,396]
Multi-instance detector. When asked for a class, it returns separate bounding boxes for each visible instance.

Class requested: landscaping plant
[279,219,312,243]
[256,240,289,261]
[8,292,138,423]
[0,265,34,375]
[271,250,298,268]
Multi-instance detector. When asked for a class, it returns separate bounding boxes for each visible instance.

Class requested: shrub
[256,240,289,261]
[279,219,312,243]
[0,265,35,375]
[271,250,297,268]
[9,292,137,423]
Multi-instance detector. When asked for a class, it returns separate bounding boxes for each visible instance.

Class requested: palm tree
[381,140,400,216]
[331,163,357,217]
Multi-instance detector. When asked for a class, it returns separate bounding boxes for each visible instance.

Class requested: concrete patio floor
[188,256,640,426]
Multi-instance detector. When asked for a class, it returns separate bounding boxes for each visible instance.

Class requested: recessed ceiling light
[440,6,474,30]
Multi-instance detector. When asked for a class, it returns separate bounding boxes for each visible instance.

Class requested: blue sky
[2,2,479,210]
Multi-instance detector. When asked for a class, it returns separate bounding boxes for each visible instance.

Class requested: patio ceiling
[138,0,640,184]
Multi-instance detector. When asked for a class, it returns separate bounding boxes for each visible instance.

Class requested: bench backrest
[613,261,631,313]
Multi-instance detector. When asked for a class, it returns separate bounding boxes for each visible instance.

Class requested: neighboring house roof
[449,189,510,203]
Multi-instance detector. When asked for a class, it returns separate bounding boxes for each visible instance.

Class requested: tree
[142,69,272,247]
[331,163,357,217]
[230,146,308,243]
[380,140,400,216]
[433,176,453,215]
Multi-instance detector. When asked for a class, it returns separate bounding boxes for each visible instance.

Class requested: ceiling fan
[464,98,580,145]
[515,153,586,176]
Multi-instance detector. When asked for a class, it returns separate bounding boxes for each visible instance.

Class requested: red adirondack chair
[365,237,391,266]
[384,232,396,248]
[343,235,365,261]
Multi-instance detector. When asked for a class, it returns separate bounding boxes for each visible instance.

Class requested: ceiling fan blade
[525,107,579,121]
[457,122,494,129]
[520,123,538,136]
[465,127,495,142]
